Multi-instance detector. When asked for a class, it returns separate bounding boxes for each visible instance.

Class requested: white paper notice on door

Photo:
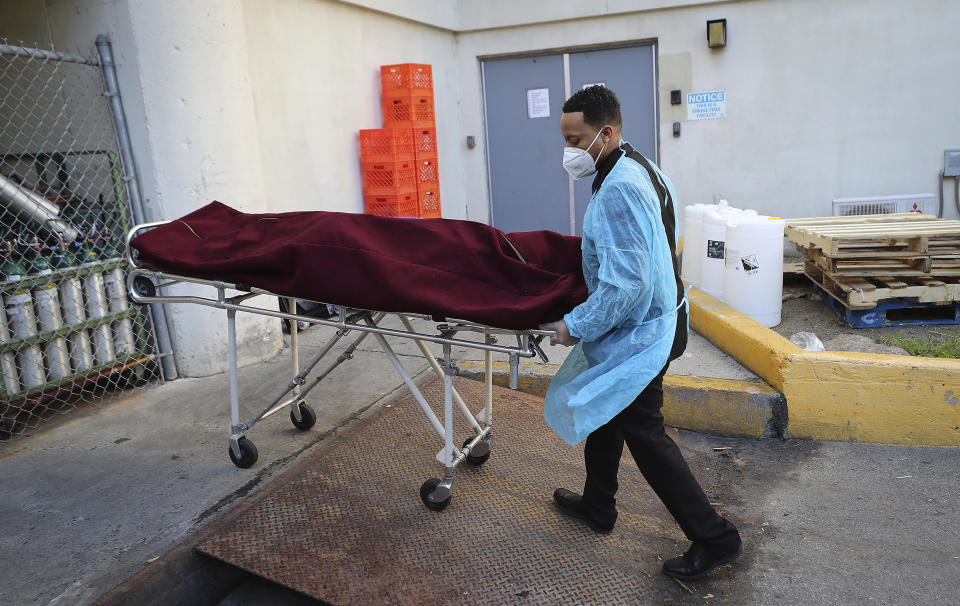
[526,88,550,119]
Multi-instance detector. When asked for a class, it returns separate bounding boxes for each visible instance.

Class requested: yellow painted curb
[687,286,960,446]
[456,360,556,397]
[782,351,960,445]
[455,360,784,438]
[663,376,784,438]
[688,287,798,391]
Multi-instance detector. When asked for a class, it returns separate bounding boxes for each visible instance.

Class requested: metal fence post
[96,35,178,380]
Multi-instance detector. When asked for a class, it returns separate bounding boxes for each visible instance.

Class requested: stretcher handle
[126,220,174,268]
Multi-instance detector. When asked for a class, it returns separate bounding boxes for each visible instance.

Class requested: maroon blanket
[131,202,587,330]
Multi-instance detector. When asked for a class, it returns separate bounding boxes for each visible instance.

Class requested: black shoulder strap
[625,148,689,361]
[629,151,677,254]
[631,152,671,211]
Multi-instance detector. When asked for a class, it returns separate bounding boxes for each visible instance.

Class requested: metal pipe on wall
[96,35,178,380]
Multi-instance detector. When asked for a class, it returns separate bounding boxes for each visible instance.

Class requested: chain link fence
[0,39,162,440]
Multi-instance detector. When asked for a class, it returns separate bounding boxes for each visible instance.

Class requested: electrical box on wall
[945,149,960,177]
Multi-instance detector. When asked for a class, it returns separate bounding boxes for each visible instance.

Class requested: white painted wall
[336,0,459,31]
[454,0,960,223]
[11,0,954,226]
[121,0,282,376]
[240,0,464,216]
[1,0,283,377]
[338,0,726,32]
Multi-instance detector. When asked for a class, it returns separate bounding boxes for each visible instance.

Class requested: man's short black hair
[562,85,622,129]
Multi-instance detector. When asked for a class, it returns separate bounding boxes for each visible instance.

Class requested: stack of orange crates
[358,63,440,218]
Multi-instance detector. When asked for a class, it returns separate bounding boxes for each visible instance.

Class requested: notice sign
[526,88,550,119]
[687,90,726,121]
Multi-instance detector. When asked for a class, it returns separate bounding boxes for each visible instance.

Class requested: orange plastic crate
[382,94,435,128]
[365,192,419,217]
[361,160,417,195]
[414,158,439,188]
[417,188,441,218]
[412,126,438,160]
[359,128,414,162]
[380,64,433,96]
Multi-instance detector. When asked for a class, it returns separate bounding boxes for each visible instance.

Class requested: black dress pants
[580,364,741,553]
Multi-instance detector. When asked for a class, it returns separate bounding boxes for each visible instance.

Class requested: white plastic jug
[723,214,786,327]
[699,204,752,301]
[680,203,708,287]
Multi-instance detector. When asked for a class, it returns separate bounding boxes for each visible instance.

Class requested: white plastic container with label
[681,203,709,287]
[723,214,786,327]
[699,205,752,301]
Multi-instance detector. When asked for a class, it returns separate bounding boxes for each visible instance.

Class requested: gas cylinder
[5,290,46,390]
[31,247,70,381]
[57,242,94,373]
[80,242,115,365]
[0,294,22,396]
[102,238,135,358]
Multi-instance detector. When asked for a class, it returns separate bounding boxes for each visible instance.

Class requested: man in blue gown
[540,86,742,581]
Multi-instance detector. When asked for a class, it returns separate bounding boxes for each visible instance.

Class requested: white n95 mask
[561,129,605,179]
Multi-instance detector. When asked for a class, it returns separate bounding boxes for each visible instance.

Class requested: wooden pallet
[811,282,960,328]
[785,213,960,256]
[804,262,960,309]
[782,260,804,276]
[803,249,960,277]
[785,212,937,228]
[786,214,960,282]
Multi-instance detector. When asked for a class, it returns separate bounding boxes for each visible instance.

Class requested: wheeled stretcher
[125,221,557,511]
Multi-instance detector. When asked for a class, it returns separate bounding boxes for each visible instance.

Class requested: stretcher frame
[125,221,554,510]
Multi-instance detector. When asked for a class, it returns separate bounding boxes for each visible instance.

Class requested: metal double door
[482,44,658,235]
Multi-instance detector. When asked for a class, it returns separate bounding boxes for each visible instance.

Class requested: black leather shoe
[662,541,743,581]
[552,488,615,534]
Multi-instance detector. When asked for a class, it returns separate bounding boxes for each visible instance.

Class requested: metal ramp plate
[195,377,740,604]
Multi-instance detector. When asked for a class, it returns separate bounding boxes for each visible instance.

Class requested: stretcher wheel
[462,437,491,466]
[228,437,258,468]
[290,402,316,430]
[419,478,451,511]
[130,276,156,301]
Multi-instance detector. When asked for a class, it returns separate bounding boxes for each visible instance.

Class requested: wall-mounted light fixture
[707,19,727,48]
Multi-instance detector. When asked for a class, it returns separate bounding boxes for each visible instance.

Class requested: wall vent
[832,194,935,216]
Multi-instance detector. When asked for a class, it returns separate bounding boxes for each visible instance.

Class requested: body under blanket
[130,201,588,330]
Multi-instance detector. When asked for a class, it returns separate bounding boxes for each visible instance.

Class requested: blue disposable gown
[544,144,684,445]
